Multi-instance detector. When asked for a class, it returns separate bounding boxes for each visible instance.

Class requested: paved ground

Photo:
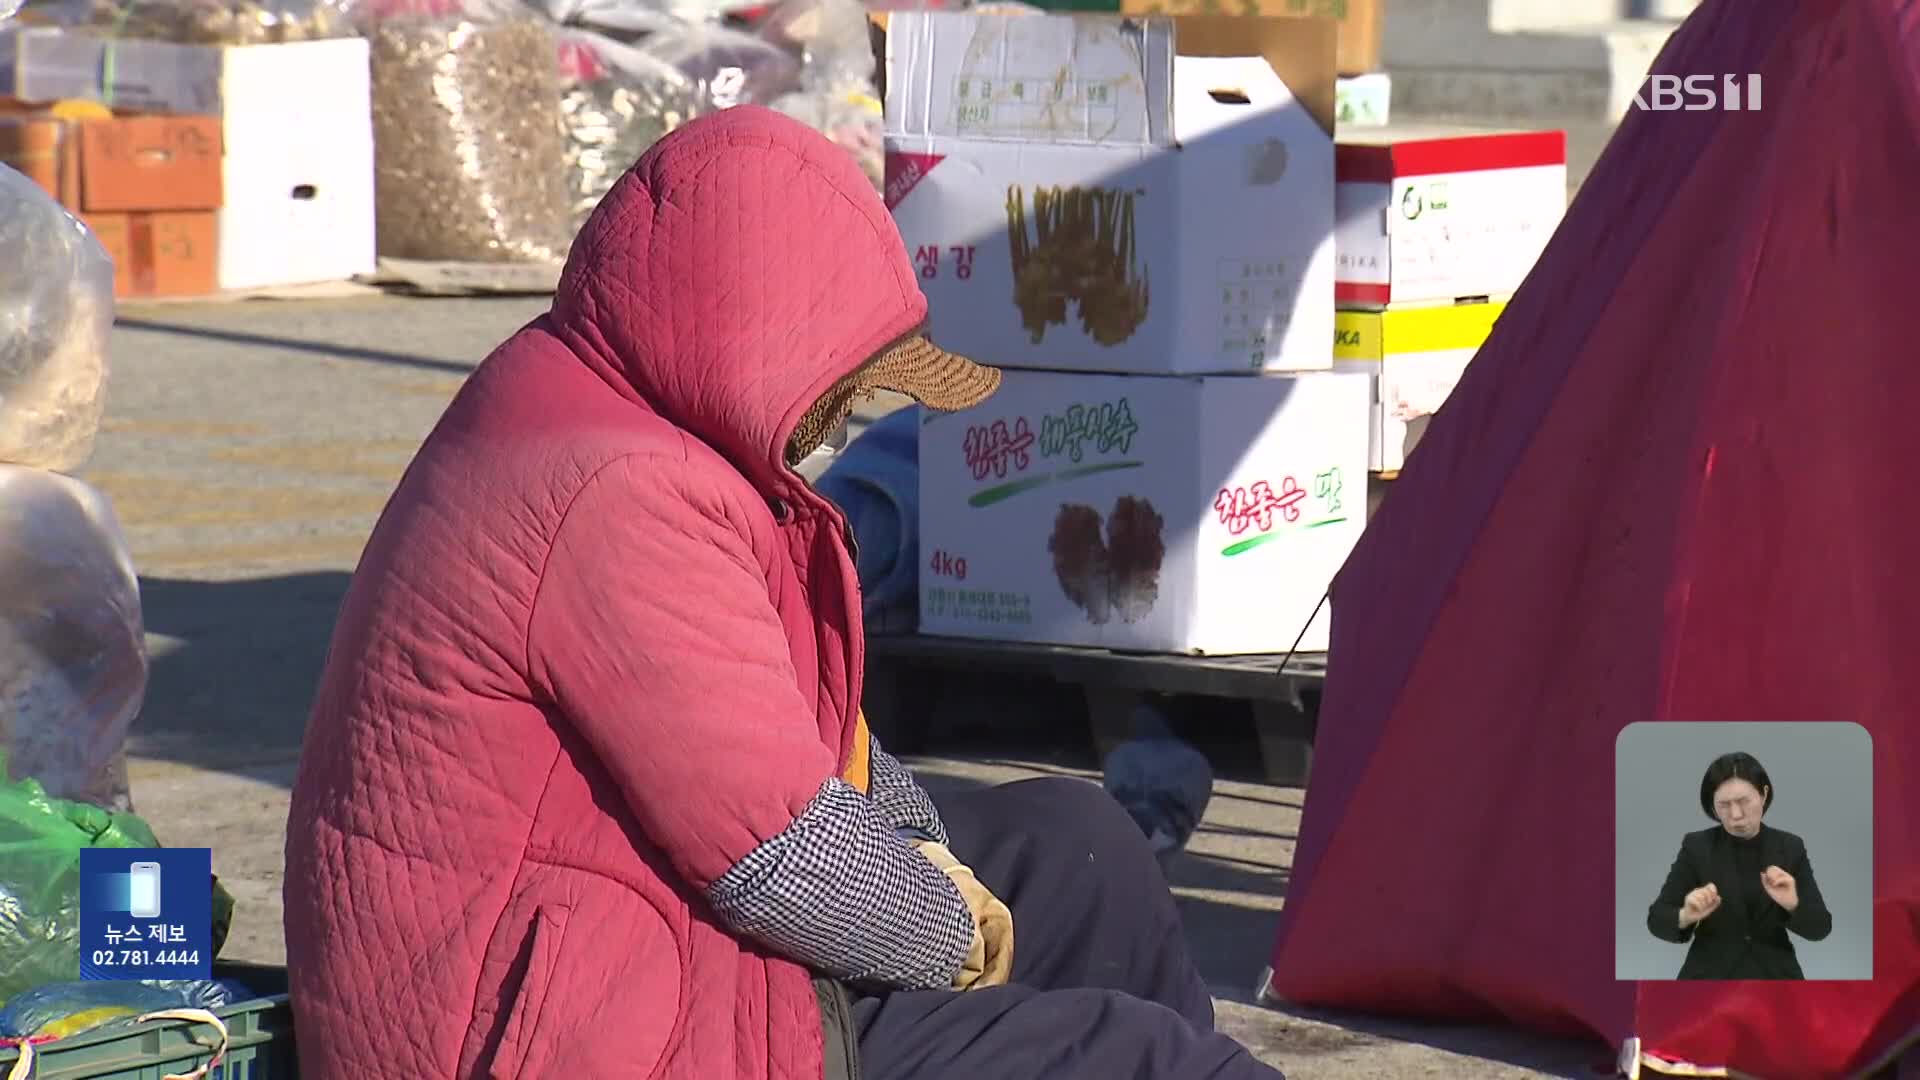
[88,112,1634,1077]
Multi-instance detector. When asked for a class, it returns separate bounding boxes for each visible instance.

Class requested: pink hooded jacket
[283,107,969,1078]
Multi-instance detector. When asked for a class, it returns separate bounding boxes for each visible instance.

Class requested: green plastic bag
[0,750,160,1001]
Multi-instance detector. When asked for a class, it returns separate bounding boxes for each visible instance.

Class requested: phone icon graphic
[128,862,162,919]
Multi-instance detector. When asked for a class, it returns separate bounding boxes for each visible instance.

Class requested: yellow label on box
[1333,300,1509,361]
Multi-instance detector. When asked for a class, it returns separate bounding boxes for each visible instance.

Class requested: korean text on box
[884,11,1340,376]
[919,368,1370,654]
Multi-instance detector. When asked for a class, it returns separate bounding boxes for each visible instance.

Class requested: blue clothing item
[815,405,923,631]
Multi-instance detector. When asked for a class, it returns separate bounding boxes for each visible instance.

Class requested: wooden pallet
[864,633,1328,786]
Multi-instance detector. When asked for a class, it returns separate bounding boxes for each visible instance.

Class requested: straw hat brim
[855,334,1001,412]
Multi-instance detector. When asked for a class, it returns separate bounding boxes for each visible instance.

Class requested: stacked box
[0,111,222,298]
[886,10,1370,655]
[1334,124,1567,472]
[916,368,1367,655]
[1,29,376,292]
[1333,300,1507,474]
[1112,0,1389,127]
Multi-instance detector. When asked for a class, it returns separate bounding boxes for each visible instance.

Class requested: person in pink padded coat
[283,106,1284,1080]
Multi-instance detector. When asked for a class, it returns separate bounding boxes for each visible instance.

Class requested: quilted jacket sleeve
[525,455,975,989]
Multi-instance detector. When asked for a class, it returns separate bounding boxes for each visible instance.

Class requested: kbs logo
[1632,74,1762,112]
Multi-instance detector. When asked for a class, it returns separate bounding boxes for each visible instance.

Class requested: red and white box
[1334,125,1567,309]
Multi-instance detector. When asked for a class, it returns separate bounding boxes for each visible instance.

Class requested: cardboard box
[1336,71,1389,128]
[1,30,375,290]
[1333,300,1506,473]
[1335,124,1567,309]
[0,113,222,211]
[0,113,70,200]
[918,368,1370,654]
[82,211,220,298]
[1120,0,1381,78]
[884,11,1339,376]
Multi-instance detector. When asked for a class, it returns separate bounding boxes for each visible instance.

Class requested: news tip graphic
[78,848,213,982]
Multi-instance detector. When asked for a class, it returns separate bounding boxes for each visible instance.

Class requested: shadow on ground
[114,316,480,377]
[133,573,351,777]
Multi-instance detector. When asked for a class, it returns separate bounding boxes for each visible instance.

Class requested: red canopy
[1268,0,1920,1074]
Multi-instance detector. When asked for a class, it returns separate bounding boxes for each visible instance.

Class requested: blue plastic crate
[0,965,294,1080]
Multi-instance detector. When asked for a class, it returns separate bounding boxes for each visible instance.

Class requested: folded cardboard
[884,11,1338,376]
[918,368,1369,654]
[0,113,222,212]
[1119,0,1382,78]
[1334,124,1566,308]
[1333,300,1506,473]
[82,211,219,299]
[1,29,376,290]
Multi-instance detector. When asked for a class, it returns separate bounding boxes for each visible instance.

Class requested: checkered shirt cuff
[706,777,974,990]
[867,734,949,846]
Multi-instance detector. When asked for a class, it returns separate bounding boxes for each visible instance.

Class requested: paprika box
[1334,124,1566,309]
[1332,299,1507,474]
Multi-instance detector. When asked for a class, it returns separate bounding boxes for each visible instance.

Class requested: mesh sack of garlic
[556,30,702,236]
[367,15,573,262]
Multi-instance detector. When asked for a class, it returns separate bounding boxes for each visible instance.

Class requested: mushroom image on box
[1047,495,1166,625]
[1005,184,1150,347]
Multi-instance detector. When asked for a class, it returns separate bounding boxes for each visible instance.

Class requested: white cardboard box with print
[883,11,1338,375]
[918,369,1369,654]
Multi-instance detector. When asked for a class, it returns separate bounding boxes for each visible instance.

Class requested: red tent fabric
[1268,0,1920,1075]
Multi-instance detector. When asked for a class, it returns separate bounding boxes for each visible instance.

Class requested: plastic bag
[0,757,160,1001]
[769,87,881,187]
[532,0,707,39]
[343,0,519,21]
[0,979,244,1040]
[560,70,699,233]
[754,0,874,96]
[0,467,144,813]
[551,10,799,232]
[640,19,802,110]
[60,0,356,43]
[366,16,573,262]
[0,164,114,476]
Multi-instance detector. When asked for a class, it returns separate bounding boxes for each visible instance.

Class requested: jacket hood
[548,106,927,500]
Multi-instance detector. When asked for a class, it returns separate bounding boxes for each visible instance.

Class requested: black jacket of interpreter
[1646,824,1832,980]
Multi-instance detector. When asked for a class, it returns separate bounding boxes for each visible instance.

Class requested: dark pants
[851,777,1284,1080]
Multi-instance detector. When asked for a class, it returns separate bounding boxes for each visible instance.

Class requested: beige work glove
[913,840,1014,990]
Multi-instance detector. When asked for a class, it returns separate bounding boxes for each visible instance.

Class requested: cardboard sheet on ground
[1266,0,1920,1075]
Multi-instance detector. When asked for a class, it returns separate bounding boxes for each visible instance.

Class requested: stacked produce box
[1020,0,1388,127]
[0,0,884,296]
[887,9,1368,656]
[1319,0,1389,127]
[0,24,376,295]
[1331,124,1568,474]
[0,109,221,298]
